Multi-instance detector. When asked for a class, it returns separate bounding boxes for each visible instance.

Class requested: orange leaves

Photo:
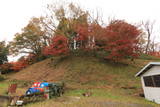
[74,24,89,41]
[149,52,160,57]
[43,20,141,62]
[106,20,140,40]
[10,60,28,71]
[43,35,69,56]
[0,59,28,73]
[104,20,141,61]
[0,63,12,74]
[1,53,44,73]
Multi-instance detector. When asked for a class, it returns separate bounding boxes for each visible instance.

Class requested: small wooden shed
[135,62,160,104]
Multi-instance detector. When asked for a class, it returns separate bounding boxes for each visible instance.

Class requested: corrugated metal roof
[135,62,160,77]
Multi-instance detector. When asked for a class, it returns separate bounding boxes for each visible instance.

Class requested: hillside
[9,58,67,82]
[7,55,160,107]
[9,55,158,87]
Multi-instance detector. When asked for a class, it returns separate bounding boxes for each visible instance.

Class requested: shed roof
[135,62,160,77]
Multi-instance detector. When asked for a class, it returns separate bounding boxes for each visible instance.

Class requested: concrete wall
[141,66,160,104]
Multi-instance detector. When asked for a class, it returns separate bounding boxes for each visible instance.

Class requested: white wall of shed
[143,66,160,76]
[141,66,160,104]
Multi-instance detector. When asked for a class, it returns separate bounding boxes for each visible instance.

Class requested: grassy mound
[6,55,160,106]
[9,55,158,88]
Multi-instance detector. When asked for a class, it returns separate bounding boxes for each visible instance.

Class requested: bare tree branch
[142,20,155,54]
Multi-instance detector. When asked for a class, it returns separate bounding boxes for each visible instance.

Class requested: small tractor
[26,82,64,97]
[9,81,64,106]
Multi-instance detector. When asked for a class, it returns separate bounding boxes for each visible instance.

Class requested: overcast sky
[0,0,160,41]
[1,0,160,60]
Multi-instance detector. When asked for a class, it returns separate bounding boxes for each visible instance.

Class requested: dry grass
[25,95,156,107]
[4,55,160,106]
[9,58,68,82]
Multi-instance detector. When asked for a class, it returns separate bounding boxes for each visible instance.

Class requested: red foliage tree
[89,23,106,49]
[43,20,141,62]
[72,23,90,50]
[11,58,28,71]
[74,23,104,50]
[43,35,69,56]
[104,20,141,61]
[74,24,89,41]
[0,63,12,74]
[149,52,160,57]
[25,54,36,64]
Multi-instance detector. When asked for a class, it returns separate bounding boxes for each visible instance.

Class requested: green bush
[0,75,5,81]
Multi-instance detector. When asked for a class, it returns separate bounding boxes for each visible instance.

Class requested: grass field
[1,54,160,106]
[25,88,157,107]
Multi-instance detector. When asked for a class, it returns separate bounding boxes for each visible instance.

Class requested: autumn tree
[44,3,89,36]
[0,63,13,74]
[142,21,155,54]
[10,56,28,71]
[0,41,9,64]
[10,17,48,56]
[43,3,91,49]
[0,41,10,74]
[9,2,144,63]
[89,23,106,49]
[104,20,141,61]
[43,35,69,56]
[136,32,146,53]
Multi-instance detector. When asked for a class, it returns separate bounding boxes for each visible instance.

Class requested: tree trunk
[74,39,77,50]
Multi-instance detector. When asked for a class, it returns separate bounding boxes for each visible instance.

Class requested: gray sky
[0,0,160,41]
[0,0,160,60]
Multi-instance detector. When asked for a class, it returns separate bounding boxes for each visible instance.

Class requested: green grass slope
[7,55,160,107]
[9,55,157,87]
